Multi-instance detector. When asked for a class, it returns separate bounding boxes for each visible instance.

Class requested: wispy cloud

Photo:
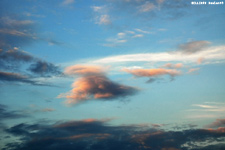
[122,68,181,78]
[186,102,225,119]
[178,40,211,54]
[103,29,150,47]
[138,2,155,12]
[0,104,28,121]
[206,119,225,128]
[93,43,225,65]
[187,68,200,74]
[0,48,62,85]
[61,0,75,6]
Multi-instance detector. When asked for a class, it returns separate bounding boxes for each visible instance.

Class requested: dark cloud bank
[0,0,63,86]
[2,119,225,150]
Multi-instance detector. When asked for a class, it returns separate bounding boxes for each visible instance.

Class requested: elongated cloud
[4,118,225,150]
[163,63,183,69]
[92,45,225,64]
[58,65,138,105]
[178,40,211,54]
[123,68,181,77]
[0,71,44,85]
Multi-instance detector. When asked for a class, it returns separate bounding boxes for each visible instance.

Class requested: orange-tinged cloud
[64,65,104,76]
[207,127,225,133]
[58,65,137,105]
[163,63,183,69]
[60,133,111,140]
[123,68,181,77]
[187,68,199,74]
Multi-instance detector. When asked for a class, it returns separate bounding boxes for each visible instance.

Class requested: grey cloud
[178,40,211,54]
[3,119,225,150]
[0,71,52,86]
[0,104,28,121]
[28,61,62,77]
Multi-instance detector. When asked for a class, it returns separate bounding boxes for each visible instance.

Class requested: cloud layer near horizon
[58,65,138,105]
[3,118,225,150]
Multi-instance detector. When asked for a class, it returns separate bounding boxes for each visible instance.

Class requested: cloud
[92,44,225,65]
[0,16,37,50]
[139,2,155,12]
[0,104,28,121]
[103,29,149,47]
[0,71,47,86]
[132,34,144,38]
[162,63,183,69]
[122,68,181,78]
[61,0,75,6]
[97,15,111,25]
[64,65,104,76]
[3,119,225,150]
[28,60,62,77]
[206,119,225,128]
[0,48,62,85]
[187,68,200,74]
[58,65,138,105]
[178,41,211,54]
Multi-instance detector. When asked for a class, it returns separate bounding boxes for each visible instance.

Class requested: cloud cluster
[58,65,138,105]
[122,67,181,83]
[3,118,225,150]
[103,29,151,47]
[0,48,62,85]
[91,0,191,29]
[0,1,62,86]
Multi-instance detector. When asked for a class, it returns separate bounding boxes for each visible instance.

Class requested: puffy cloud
[58,65,138,105]
[3,119,225,150]
[123,68,181,77]
[178,41,211,54]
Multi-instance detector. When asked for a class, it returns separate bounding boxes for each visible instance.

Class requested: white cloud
[132,34,144,38]
[139,2,155,12]
[135,28,151,34]
[92,45,225,65]
[97,15,111,25]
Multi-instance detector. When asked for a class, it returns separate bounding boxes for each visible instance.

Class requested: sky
[0,0,225,150]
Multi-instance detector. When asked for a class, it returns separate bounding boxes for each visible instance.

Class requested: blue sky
[0,0,225,150]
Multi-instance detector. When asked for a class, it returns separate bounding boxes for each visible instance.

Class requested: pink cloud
[58,65,137,105]
[122,68,181,77]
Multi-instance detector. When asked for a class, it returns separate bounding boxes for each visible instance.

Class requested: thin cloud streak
[92,45,225,65]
